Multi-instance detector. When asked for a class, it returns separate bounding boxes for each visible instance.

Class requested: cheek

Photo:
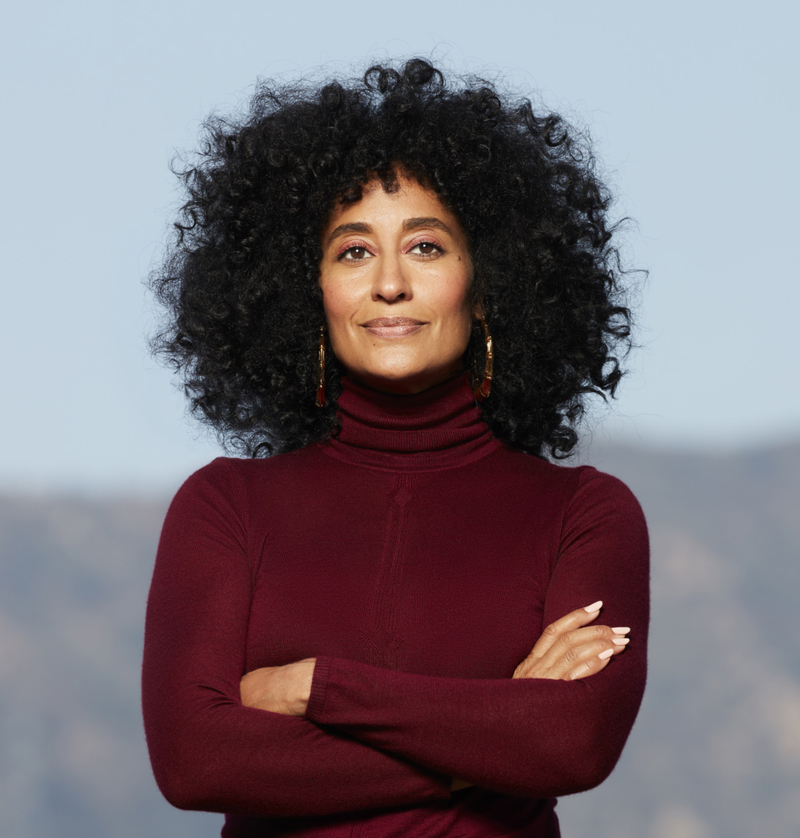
[320,283,363,364]
[437,272,474,332]
[320,281,356,328]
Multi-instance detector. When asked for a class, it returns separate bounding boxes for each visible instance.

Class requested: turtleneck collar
[320,372,501,472]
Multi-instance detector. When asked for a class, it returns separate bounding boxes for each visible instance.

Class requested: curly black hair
[149,58,633,459]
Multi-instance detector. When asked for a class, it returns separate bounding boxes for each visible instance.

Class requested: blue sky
[2,0,798,492]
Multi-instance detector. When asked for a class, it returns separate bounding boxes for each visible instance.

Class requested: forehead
[322,174,463,237]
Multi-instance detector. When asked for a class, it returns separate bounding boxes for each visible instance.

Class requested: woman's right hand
[512,601,630,681]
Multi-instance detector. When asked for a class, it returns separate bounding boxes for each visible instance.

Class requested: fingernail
[598,648,614,660]
[612,627,630,635]
[584,601,603,613]
[612,637,630,646]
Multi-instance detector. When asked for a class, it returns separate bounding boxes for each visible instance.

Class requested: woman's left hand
[240,658,316,716]
[512,604,628,681]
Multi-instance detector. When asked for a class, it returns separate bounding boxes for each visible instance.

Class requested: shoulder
[550,464,649,569]
[488,448,647,548]
[491,446,640,508]
[169,457,248,515]
[162,458,250,547]
[566,464,644,512]
[538,460,647,534]
[168,445,327,524]
[565,465,646,526]
[177,446,320,494]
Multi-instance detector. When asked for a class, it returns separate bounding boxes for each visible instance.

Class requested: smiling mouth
[361,318,426,338]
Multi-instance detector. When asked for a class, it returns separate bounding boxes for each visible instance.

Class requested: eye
[338,244,373,262]
[408,240,443,258]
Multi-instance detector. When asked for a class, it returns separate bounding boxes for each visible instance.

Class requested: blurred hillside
[560,441,800,838]
[0,441,798,838]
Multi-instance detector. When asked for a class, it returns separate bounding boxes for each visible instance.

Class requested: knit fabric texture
[142,373,650,837]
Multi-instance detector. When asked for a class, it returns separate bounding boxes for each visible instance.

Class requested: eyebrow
[326,217,453,246]
[402,217,453,236]
[326,222,372,245]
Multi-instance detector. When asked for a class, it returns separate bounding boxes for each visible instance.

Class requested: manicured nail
[612,627,630,635]
[584,601,603,613]
[598,648,614,660]
[612,637,630,646]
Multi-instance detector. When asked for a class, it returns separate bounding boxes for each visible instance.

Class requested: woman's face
[319,173,476,394]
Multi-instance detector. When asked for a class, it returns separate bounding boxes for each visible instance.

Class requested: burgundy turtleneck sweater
[142,374,649,838]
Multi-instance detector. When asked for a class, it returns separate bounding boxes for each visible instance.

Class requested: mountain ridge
[1,440,797,837]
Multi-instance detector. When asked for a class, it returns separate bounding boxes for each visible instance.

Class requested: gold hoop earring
[315,326,326,409]
[474,315,493,401]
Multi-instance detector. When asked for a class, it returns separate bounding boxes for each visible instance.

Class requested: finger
[515,628,630,680]
[565,642,629,681]
[546,635,630,680]
[525,601,604,662]
[514,604,610,679]
[536,623,628,670]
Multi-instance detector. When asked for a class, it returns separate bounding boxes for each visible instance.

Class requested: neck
[345,364,468,396]
[320,372,500,472]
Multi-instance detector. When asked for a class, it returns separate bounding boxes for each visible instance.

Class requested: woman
[143,59,649,837]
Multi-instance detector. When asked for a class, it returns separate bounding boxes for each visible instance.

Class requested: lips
[361,317,426,338]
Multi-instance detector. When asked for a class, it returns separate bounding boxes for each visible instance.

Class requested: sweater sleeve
[141,459,451,818]
[305,468,650,799]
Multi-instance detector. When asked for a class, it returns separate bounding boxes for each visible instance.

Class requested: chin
[353,363,464,395]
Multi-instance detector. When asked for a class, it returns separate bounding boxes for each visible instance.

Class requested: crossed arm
[241,602,633,794]
[142,464,648,817]
[241,601,631,714]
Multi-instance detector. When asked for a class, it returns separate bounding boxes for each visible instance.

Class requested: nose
[371,254,412,303]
